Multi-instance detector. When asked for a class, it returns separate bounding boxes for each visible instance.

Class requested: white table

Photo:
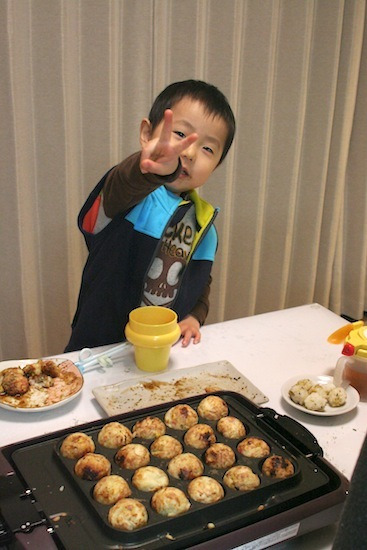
[1,303,366,549]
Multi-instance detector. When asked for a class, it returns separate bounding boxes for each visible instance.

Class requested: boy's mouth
[180,166,190,178]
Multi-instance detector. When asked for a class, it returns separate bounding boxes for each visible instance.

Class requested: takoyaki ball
[237,437,270,458]
[204,443,236,469]
[328,387,347,407]
[183,424,216,449]
[309,384,328,399]
[74,453,111,481]
[93,475,131,505]
[322,382,337,395]
[23,362,43,377]
[151,487,191,517]
[97,422,133,449]
[288,384,309,406]
[304,392,327,411]
[108,498,148,531]
[167,452,204,481]
[187,476,224,504]
[262,455,295,479]
[197,395,229,421]
[132,466,169,492]
[223,466,260,491]
[40,360,61,378]
[115,444,150,470]
[216,416,246,439]
[132,416,166,439]
[1,368,29,396]
[164,404,198,430]
[60,432,95,459]
[150,435,183,459]
[296,378,313,391]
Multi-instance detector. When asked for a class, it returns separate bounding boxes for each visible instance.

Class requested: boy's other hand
[178,315,201,347]
[140,110,197,176]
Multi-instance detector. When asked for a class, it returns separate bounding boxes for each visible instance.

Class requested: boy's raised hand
[140,109,198,176]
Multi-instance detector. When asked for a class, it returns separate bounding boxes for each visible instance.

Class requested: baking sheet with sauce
[92,360,269,416]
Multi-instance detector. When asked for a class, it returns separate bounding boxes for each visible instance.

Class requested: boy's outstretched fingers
[158,109,174,145]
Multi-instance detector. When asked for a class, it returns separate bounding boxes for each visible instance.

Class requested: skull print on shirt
[141,203,196,308]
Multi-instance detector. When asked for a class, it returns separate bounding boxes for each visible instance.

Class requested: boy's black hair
[148,79,236,164]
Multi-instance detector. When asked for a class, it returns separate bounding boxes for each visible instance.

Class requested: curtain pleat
[1,0,366,360]
[339,1,367,318]
[61,0,86,323]
[7,1,46,357]
[209,0,247,319]
[315,0,365,310]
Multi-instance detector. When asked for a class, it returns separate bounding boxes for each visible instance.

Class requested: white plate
[281,374,360,416]
[0,358,83,412]
[93,360,269,416]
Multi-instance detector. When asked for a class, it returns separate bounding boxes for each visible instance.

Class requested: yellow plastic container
[125,306,181,372]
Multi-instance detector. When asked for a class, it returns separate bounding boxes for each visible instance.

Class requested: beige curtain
[1,0,366,361]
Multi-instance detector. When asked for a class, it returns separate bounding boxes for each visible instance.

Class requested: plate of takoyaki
[281,374,359,416]
[0,358,83,411]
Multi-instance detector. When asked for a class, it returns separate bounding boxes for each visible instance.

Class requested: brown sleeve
[189,275,212,326]
[103,151,181,218]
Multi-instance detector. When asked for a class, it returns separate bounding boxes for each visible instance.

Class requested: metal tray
[0,391,349,549]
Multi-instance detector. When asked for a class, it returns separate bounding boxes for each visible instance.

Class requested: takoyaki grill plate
[0,391,348,549]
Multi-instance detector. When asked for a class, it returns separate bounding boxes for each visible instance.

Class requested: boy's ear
[140,118,152,147]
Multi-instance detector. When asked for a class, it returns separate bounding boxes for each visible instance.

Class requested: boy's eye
[174,131,186,139]
[203,146,214,155]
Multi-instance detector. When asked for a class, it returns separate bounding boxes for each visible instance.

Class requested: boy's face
[149,98,228,194]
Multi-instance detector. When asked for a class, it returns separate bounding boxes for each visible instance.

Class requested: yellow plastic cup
[125,306,181,372]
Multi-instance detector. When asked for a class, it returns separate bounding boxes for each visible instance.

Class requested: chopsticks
[75,342,130,373]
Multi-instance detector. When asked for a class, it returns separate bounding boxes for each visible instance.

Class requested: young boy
[65,80,235,352]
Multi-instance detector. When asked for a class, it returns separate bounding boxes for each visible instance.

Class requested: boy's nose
[182,143,196,161]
